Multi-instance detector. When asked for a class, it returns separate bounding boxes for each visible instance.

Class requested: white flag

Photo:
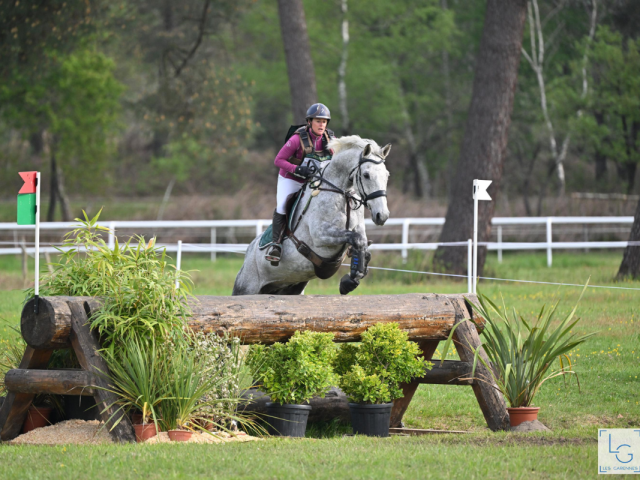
[473,179,492,201]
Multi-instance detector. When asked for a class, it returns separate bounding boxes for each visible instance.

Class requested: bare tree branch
[174,0,211,77]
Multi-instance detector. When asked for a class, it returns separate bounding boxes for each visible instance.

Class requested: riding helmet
[306,103,331,122]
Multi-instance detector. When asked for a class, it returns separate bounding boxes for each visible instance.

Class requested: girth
[287,234,347,280]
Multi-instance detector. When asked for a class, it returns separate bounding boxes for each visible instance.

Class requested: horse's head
[355,143,391,226]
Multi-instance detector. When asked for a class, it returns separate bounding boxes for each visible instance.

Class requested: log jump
[0,293,509,442]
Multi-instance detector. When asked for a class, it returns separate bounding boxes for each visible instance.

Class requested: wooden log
[67,301,136,443]
[21,294,483,349]
[5,369,96,396]
[188,293,484,344]
[451,298,509,432]
[389,340,439,428]
[20,297,75,349]
[417,360,474,386]
[0,347,53,441]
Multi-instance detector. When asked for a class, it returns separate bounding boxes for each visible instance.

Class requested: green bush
[34,211,193,349]
[246,331,338,405]
[336,323,431,404]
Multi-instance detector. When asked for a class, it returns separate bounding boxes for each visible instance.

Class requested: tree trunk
[47,145,72,222]
[617,197,640,279]
[433,0,528,275]
[594,111,608,183]
[337,0,350,135]
[277,0,318,124]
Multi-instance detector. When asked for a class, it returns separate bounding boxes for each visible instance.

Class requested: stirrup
[265,243,282,265]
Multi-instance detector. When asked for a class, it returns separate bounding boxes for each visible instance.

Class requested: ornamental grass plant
[334,323,431,404]
[441,286,596,408]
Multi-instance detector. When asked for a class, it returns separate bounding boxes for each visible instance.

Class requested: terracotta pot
[134,423,158,443]
[22,406,53,433]
[131,413,143,425]
[168,430,193,442]
[507,406,540,427]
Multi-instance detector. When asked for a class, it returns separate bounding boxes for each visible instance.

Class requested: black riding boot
[265,210,287,266]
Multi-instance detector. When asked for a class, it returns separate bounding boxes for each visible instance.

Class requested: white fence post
[497,226,503,264]
[467,239,473,294]
[546,217,553,267]
[175,240,182,289]
[108,221,116,250]
[402,219,410,264]
[210,228,217,261]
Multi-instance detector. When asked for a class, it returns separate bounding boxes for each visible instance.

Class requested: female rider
[265,103,335,265]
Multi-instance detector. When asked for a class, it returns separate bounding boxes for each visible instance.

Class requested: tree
[0,49,124,220]
[618,198,640,279]
[433,0,528,275]
[277,0,318,123]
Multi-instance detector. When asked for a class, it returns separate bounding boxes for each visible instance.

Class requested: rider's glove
[293,165,312,179]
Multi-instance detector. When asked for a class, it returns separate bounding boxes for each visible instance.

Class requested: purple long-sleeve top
[274,130,325,183]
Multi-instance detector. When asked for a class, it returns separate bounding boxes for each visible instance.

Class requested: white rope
[363,265,640,291]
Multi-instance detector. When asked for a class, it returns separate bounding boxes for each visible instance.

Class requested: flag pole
[34,171,41,314]
[472,180,478,294]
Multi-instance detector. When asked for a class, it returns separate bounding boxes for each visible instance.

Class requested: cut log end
[21,297,73,350]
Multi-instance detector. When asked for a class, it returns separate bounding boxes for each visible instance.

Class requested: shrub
[34,211,193,349]
[246,331,338,405]
[336,323,431,404]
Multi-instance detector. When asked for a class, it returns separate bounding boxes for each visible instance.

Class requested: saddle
[258,188,347,280]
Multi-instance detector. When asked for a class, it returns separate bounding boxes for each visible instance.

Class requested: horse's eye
[363,172,370,179]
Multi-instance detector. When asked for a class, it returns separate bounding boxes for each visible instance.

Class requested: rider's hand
[293,165,312,179]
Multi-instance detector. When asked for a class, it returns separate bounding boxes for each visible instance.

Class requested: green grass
[1,251,639,479]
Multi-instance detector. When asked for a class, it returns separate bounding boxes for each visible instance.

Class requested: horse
[232,135,391,296]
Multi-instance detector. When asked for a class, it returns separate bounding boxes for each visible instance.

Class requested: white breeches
[276,175,304,214]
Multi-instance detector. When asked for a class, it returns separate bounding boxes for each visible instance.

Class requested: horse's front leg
[314,222,367,251]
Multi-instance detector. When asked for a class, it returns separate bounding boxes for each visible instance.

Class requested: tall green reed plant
[441,285,596,408]
[33,210,193,350]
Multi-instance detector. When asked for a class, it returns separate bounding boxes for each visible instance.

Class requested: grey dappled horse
[233,136,391,295]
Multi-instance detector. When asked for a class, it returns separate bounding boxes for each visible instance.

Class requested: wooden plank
[0,347,53,441]
[5,369,96,396]
[67,301,136,443]
[389,340,439,428]
[389,427,467,435]
[451,298,509,431]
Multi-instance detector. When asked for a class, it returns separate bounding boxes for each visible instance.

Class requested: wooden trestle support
[0,293,508,442]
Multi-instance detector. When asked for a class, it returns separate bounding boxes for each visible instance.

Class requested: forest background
[1,0,639,276]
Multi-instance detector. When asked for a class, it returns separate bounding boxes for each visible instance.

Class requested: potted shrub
[334,323,431,437]
[246,331,337,437]
[441,290,595,427]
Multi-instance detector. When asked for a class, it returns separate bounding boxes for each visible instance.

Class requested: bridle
[348,150,387,210]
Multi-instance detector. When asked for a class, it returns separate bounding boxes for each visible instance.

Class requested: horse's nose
[376,213,381,223]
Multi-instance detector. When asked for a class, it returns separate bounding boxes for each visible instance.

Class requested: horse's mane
[328,135,380,154]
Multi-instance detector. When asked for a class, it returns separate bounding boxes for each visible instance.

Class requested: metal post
[210,227,217,261]
[175,240,182,289]
[467,239,473,294]
[546,217,553,267]
[497,226,503,263]
[402,219,410,264]
[108,221,115,250]
[473,189,478,294]
[34,172,41,313]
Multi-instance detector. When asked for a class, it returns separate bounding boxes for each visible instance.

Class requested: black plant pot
[265,402,311,437]
[349,403,393,437]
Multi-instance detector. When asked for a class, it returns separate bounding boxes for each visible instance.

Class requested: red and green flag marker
[17,171,41,313]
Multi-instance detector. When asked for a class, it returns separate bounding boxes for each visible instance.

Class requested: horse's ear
[381,144,392,158]
[363,143,372,157]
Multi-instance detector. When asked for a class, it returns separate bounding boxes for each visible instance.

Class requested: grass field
[1,251,639,479]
